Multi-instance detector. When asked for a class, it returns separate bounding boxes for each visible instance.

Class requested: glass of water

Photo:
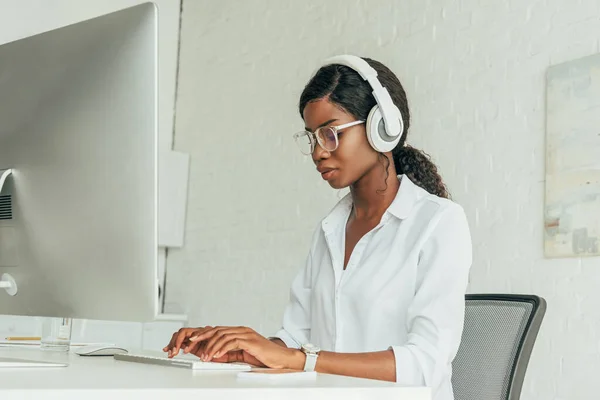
[40,317,72,351]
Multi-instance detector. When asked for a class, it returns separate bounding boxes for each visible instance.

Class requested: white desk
[0,347,431,400]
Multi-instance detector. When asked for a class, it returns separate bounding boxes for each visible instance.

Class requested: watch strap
[303,351,318,371]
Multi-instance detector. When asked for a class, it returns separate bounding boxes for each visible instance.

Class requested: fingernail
[214,352,221,358]
[190,336,198,341]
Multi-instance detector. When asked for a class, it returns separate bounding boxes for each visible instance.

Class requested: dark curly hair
[299,57,449,199]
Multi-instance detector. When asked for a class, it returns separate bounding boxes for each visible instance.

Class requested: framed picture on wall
[545,53,600,258]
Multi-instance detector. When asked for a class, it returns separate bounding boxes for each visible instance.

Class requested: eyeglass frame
[292,120,365,155]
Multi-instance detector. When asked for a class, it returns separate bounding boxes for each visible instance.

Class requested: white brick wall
[167,1,600,399]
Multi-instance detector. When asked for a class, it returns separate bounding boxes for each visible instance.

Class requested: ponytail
[393,145,449,199]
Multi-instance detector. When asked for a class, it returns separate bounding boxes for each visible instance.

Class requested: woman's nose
[312,143,330,162]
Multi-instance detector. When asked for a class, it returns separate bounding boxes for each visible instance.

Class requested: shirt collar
[388,174,421,219]
[321,174,422,232]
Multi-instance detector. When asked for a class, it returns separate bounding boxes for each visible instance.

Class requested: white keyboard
[114,351,252,371]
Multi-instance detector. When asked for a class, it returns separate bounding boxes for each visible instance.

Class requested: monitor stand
[1,168,43,366]
[0,273,17,296]
[0,169,11,192]
[0,169,18,297]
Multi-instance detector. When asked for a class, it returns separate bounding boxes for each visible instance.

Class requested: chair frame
[462,294,547,400]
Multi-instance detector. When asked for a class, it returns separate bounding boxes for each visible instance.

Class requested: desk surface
[0,347,430,400]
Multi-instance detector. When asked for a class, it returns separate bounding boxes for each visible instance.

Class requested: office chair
[452,294,546,400]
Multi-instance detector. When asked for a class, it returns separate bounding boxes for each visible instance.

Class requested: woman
[164,55,472,400]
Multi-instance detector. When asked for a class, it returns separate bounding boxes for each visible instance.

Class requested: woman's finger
[204,333,253,361]
[184,338,205,355]
[188,326,224,343]
[201,330,243,359]
[188,326,220,342]
[192,326,229,355]
[170,330,191,357]
[206,335,254,361]
[163,332,178,353]
[210,352,232,363]
[199,327,250,357]
[190,325,244,343]
[183,326,217,356]
[171,327,210,357]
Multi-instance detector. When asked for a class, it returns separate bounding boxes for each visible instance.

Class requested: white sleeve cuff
[270,329,301,349]
[389,345,425,386]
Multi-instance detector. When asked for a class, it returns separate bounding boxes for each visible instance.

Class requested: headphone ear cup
[366,106,400,153]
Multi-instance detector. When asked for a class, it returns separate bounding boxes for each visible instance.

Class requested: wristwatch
[301,343,321,372]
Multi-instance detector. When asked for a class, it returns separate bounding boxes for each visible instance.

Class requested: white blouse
[273,175,472,400]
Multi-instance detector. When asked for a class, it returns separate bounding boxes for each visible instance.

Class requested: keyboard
[114,351,252,371]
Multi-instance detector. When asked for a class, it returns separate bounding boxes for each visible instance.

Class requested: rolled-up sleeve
[390,203,472,388]
[272,229,319,349]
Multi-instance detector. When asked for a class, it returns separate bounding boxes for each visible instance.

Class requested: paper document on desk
[0,340,115,347]
[237,369,317,381]
[0,357,68,368]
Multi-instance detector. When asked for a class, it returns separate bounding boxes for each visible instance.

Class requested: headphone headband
[320,55,402,138]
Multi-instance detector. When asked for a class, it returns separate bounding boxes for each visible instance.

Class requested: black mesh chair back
[452,295,546,400]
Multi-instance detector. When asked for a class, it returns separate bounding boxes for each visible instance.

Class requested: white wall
[0,0,183,349]
[168,0,600,399]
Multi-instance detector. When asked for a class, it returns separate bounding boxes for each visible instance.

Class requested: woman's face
[303,99,381,189]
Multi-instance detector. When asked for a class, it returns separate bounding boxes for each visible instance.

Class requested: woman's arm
[290,349,397,382]
[271,338,396,381]
[189,326,397,381]
[387,202,472,387]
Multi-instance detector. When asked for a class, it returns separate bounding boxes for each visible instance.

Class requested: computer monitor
[0,3,159,322]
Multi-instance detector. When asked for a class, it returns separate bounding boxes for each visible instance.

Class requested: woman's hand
[163,326,214,358]
[187,326,304,370]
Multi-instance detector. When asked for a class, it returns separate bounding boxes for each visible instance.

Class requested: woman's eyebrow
[305,119,338,132]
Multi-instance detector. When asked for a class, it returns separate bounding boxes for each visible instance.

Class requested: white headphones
[319,55,404,153]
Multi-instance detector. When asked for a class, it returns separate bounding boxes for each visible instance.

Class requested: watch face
[303,343,320,353]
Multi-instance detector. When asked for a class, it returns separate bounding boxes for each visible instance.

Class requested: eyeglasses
[292,120,365,155]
